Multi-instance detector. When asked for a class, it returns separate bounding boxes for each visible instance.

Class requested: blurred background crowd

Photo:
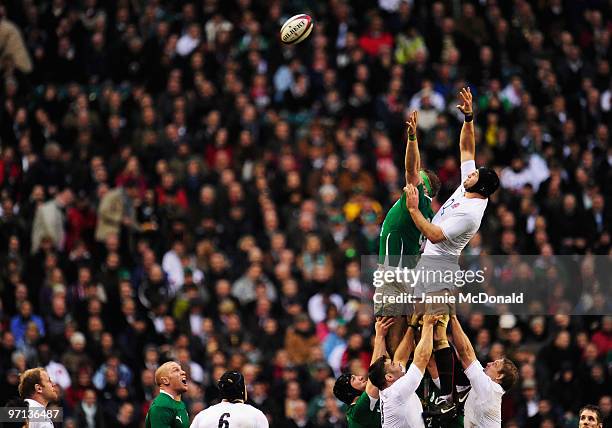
[0,0,610,426]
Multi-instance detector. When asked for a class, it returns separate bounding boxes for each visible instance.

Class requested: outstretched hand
[406,110,418,137]
[375,316,395,337]
[456,87,473,115]
[422,314,443,326]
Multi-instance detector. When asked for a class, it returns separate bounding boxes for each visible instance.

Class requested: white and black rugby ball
[280,14,314,45]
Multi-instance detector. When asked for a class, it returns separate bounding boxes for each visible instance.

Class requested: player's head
[155,361,188,395]
[368,356,404,391]
[18,367,58,404]
[420,169,441,198]
[333,373,365,405]
[484,358,519,392]
[579,405,603,428]
[218,370,246,403]
[464,167,499,198]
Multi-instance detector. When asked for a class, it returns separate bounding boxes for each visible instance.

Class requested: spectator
[30,187,74,253]
[0,4,32,73]
[285,314,320,366]
[592,316,612,358]
[10,300,45,343]
[73,388,106,428]
[94,180,140,244]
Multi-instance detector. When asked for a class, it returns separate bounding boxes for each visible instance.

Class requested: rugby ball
[280,14,314,45]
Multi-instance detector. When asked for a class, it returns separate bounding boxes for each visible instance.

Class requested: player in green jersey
[376,111,441,354]
[145,361,190,428]
[334,317,395,428]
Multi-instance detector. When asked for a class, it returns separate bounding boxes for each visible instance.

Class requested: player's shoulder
[197,402,264,414]
[191,405,216,426]
[244,403,267,417]
[150,394,172,408]
[350,391,370,408]
[146,400,175,423]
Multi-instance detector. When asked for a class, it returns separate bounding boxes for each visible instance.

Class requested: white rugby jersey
[463,360,504,428]
[379,364,425,428]
[423,160,488,256]
[24,399,54,428]
[190,402,268,428]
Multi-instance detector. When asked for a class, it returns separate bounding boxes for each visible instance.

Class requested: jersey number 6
[218,413,230,428]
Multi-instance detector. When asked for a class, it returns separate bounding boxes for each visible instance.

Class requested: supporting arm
[412,315,441,372]
[366,317,395,398]
[393,321,416,368]
[450,315,477,369]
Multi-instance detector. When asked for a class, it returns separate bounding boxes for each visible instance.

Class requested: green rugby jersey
[346,392,381,428]
[378,183,434,267]
[145,391,190,428]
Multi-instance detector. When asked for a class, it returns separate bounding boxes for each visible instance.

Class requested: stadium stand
[0,0,610,426]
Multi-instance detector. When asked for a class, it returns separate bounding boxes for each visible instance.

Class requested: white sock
[441,393,452,402]
[456,385,470,393]
[432,377,441,389]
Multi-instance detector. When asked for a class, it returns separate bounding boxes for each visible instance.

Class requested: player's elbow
[413,354,430,371]
[426,228,446,244]
[456,347,470,359]
[457,348,475,364]
[406,172,420,186]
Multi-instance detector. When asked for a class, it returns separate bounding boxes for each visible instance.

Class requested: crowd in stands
[0,0,610,426]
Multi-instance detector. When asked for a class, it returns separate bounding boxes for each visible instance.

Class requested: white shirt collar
[25,398,45,408]
[159,389,176,400]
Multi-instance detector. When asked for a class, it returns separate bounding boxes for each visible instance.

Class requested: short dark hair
[368,356,388,390]
[422,169,441,198]
[18,368,44,399]
[499,358,519,391]
[579,405,603,424]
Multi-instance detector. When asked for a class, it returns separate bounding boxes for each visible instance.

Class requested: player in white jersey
[368,314,441,428]
[404,88,501,411]
[18,367,58,428]
[190,371,268,428]
[450,315,519,427]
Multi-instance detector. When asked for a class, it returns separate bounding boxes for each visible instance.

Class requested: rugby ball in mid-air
[280,14,314,45]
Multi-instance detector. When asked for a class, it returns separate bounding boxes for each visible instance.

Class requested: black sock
[434,347,454,398]
[453,350,470,388]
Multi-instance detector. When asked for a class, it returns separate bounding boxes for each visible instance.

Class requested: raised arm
[457,87,475,163]
[405,111,420,186]
[405,184,446,243]
[393,319,415,367]
[366,317,395,398]
[412,315,441,373]
[450,315,476,369]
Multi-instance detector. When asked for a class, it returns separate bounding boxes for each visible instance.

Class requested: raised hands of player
[404,184,419,210]
[456,87,473,115]
[422,314,443,326]
[406,110,418,137]
[375,316,395,337]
